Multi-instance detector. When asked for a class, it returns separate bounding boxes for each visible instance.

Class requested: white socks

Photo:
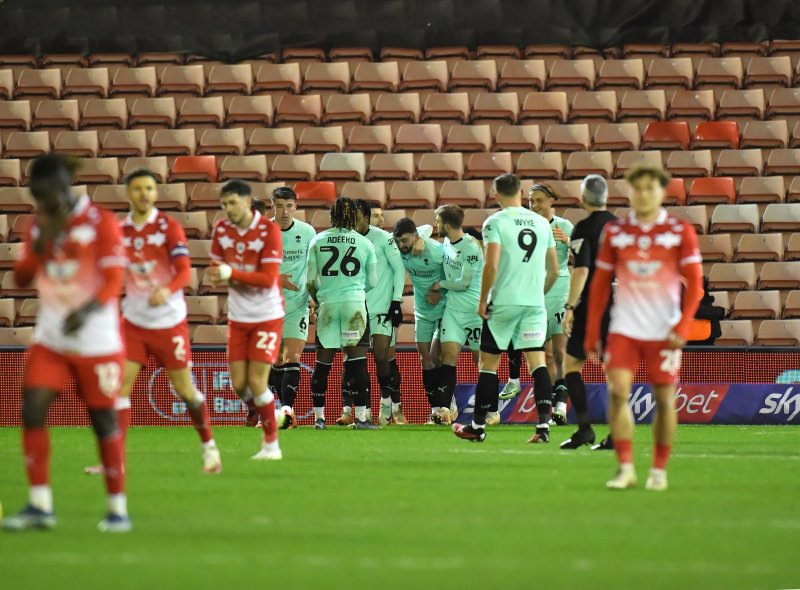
[30,485,53,513]
[114,396,131,411]
[508,378,520,386]
[313,407,325,420]
[108,494,127,517]
[355,406,368,422]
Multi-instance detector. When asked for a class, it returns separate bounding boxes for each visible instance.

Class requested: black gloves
[388,300,403,327]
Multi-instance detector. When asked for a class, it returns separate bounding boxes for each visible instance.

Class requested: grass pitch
[0,425,798,590]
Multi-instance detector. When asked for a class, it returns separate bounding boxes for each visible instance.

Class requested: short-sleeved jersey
[25,196,127,356]
[570,210,617,301]
[440,234,483,313]
[121,208,189,329]
[400,237,447,320]
[363,225,405,314]
[307,228,377,304]
[596,209,702,341]
[550,215,574,277]
[483,206,556,307]
[277,218,316,312]
[210,211,284,323]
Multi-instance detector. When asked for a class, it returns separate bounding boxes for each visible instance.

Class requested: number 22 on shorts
[659,349,681,375]
[256,331,279,354]
[95,362,121,397]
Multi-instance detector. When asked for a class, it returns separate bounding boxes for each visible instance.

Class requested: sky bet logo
[759,387,800,421]
[628,385,724,422]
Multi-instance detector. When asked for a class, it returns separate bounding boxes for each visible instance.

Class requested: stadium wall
[0,0,798,57]
[0,349,798,427]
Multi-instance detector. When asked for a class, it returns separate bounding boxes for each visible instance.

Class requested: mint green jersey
[440,233,483,314]
[549,215,573,277]
[307,228,377,304]
[482,206,555,307]
[400,237,446,321]
[363,225,406,314]
[277,218,317,311]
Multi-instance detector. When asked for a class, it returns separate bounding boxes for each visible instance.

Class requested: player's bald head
[581,174,608,207]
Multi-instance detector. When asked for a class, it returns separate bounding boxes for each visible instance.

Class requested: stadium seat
[197,128,246,156]
[516,152,563,179]
[710,203,760,233]
[687,177,735,205]
[416,153,463,180]
[708,262,757,290]
[783,291,800,318]
[74,157,119,184]
[761,203,800,231]
[15,69,62,98]
[493,125,541,151]
[192,325,227,345]
[766,88,800,118]
[718,88,766,119]
[666,205,707,233]
[714,149,764,176]
[91,185,130,211]
[169,156,217,182]
[149,129,196,156]
[759,262,800,289]
[395,124,444,152]
[0,269,36,297]
[785,234,800,261]
[539,181,581,207]
[218,155,267,181]
[80,98,127,130]
[765,148,800,175]
[641,121,691,150]
[619,90,667,121]
[669,89,716,120]
[32,100,79,130]
[347,125,393,153]
[597,59,645,89]
[247,128,295,155]
[437,180,487,208]
[666,150,713,176]
[735,233,784,261]
[498,60,547,92]
[697,234,734,262]
[267,154,316,181]
[444,125,492,152]
[172,211,210,239]
[570,90,618,121]
[302,62,351,93]
[0,160,21,187]
[130,97,177,129]
[646,58,694,88]
[158,65,205,97]
[352,62,400,92]
[372,93,421,123]
[450,60,498,91]
[399,61,449,92]
[253,63,301,94]
[0,327,33,346]
[421,93,471,123]
[605,179,634,206]
[695,57,744,88]
[293,181,337,207]
[564,151,613,178]
[206,64,253,96]
[63,67,109,98]
[324,94,372,125]
[340,181,387,208]
[0,298,15,326]
[122,157,168,183]
[297,127,345,153]
[318,153,367,181]
[692,121,739,149]
[15,299,38,327]
[226,96,273,127]
[275,95,323,126]
[520,91,569,123]
[614,150,663,178]
[737,176,785,203]
[110,67,157,97]
[745,56,792,87]
[187,240,212,267]
[472,93,519,124]
[0,243,23,269]
[0,100,31,130]
[543,124,591,151]
[177,96,225,128]
[740,121,789,148]
[53,130,99,157]
[562,207,590,227]
[755,320,800,346]
[100,130,147,157]
[592,123,641,151]
[0,69,14,100]
[185,296,220,324]
[387,181,437,208]
[547,59,596,89]
[153,184,188,211]
[715,320,754,345]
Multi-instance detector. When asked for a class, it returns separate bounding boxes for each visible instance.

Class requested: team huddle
[3,153,703,533]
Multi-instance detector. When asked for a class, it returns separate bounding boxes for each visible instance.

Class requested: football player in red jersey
[3,155,131,532]
[585,165,703,491]
[208,180,285,460]
[85,170,221,475]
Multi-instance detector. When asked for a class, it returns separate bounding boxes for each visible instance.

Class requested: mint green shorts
[482,304,547,352]
[282,305,310,342]
[414,315,442,343]
[545,276,570,338]
[440,307,482,349]
[369,312,396,347]
[316,301,369,349]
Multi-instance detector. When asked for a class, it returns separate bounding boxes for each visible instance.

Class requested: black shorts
[566,303,609,361]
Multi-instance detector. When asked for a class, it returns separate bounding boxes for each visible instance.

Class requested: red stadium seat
[692,121,740,149]
[687,177,736,205]
[293,181,337,207]
[170,156,218,182]
[641,121,690,150]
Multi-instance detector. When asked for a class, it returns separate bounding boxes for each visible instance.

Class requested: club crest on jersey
[626,260,662,277]
[236,242,245,254]
[655,232,681,249]
[295,235,302,243]
[69,224,96,246]
[133,237,145,251]
[46,260,79,281]
[610,232,636,249]
[637,235,652,251]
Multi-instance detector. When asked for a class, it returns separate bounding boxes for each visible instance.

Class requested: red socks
[98,433,126,495]
[256,401,278,443]
[22,428,50,486]
[615,439,633,465]
[187,401,213,443]
[654,443,672,470]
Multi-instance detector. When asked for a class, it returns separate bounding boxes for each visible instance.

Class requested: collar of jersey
[125,206,159,229]
[232,210,261,234]
[628,207,667,230]
[279,219,295,232]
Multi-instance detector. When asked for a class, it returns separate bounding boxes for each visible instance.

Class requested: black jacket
[688,278,725,345]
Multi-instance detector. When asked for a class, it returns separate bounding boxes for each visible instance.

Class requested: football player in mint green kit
[306,198,378,430]
[353,199,407,426]
[269,187,317,429]
[429,204,484,425]
[454,173,559,444]
[393,217,448,424]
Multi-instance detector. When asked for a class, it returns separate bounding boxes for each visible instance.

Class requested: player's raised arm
[583,226,615,355]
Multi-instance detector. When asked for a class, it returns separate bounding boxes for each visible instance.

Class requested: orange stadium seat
[687,177,736,205]
[693,121,740,149]
[641,121,690,149]
[170,156,217,182]
[293,181,337,207]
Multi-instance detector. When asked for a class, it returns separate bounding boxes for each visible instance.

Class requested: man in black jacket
[688,277,729,345]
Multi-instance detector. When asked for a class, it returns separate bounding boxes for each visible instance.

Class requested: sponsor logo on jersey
[610,232,636,249]
[654,231,681,249]
[70,224,97,246]
[146,231,166,247]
